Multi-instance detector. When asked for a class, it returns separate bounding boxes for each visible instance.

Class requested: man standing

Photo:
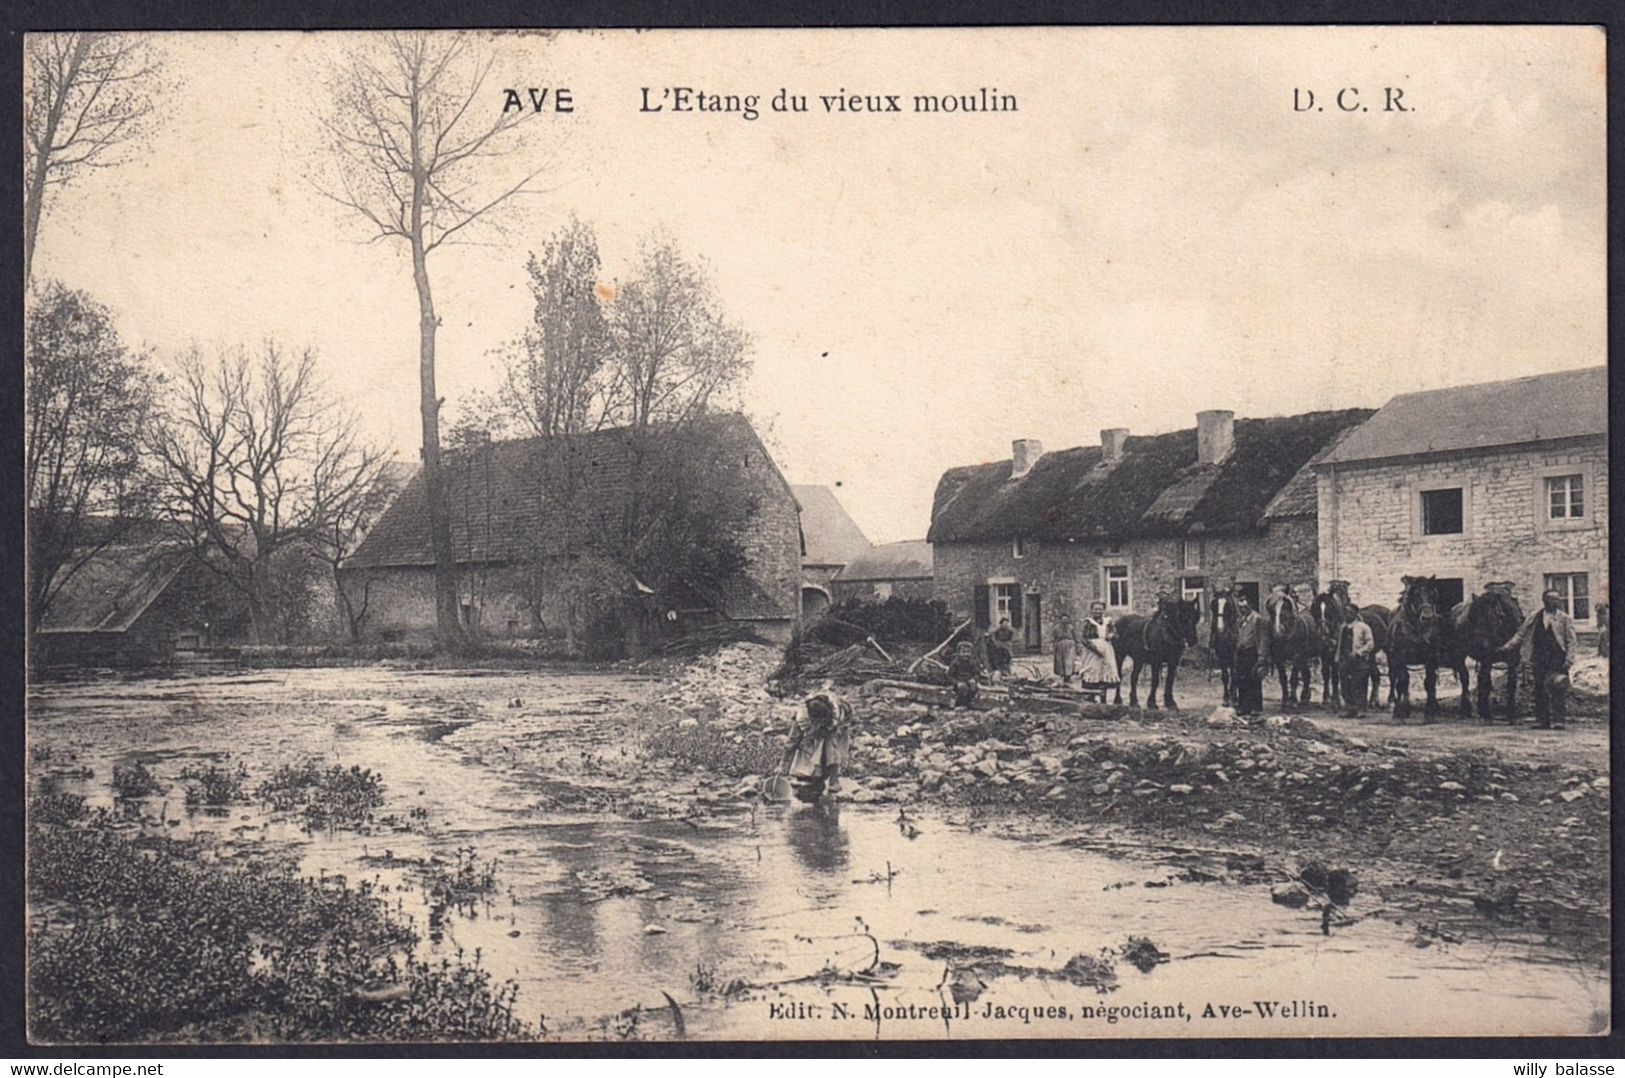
[1233,593,1270,717]
[1501,588,1579,730]
[1337,604,1375,718]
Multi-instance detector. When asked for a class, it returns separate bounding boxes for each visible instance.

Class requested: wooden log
[907,619,973,675]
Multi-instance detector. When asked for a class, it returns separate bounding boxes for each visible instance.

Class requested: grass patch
[643,721,782,780]
[255,761,385,830]
[27,803,531,1043]
[181,762,250,808]
[110,762,162,800]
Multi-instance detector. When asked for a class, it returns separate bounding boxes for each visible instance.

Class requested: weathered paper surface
[23,26,1607,1043]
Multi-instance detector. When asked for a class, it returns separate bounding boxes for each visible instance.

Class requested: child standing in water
[777,691,852,802]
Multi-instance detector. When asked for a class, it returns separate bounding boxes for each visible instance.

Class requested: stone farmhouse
[1314,366,1608,639]
[927,408,1373,654]
[340,415,802,648]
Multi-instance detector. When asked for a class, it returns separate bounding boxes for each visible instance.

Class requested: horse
[1264,586,1320,706]
[1206,586,1240,705]
[1388,575,1453,721]
[1311,582,1393,708]
[1113,595,1201,710]
[1447,584,1525,722]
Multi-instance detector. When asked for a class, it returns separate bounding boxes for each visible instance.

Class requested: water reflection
[784,801,848,874]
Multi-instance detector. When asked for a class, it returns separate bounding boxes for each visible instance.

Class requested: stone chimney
[1196,410,1234,465]
[1101,428,1129,464]
[1011,438,1044,479]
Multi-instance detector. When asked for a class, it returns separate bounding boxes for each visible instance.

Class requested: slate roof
[927,409,1374,544]
[36,543,187,634]
[835,540,934,582]
[1316,367,1606,466]
[791,484,871,567]
[344,414,797,620]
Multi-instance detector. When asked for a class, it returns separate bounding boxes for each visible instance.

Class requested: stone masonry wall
[1317,436,1608,628]
[931,519,1319,653]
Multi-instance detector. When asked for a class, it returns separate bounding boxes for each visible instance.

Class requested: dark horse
[1309,582,1392,708]
[1264,587,1320,706]
[1207,586,1240,705]
[1114,596,1201,709]
[1389,575,1453,721]
[1447,584,1525,722]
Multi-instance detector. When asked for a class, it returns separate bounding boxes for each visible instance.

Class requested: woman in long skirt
[1078,601,1120,688]
[1053,613,1079,684]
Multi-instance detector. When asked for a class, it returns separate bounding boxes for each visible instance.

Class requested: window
[1547,474,1585,520]
[1420,488,1464,535]
[1104,566,1131,609]
[1545,572,1591,621]
[1180,539,1202,571]
[1180,576,1205,614]
[874,582,893,600]
[994,583,1017,623]
[1432,578,1465,613]
[1012,535,1027,559]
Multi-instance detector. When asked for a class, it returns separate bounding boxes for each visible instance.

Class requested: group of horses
[1104,577,1528,722]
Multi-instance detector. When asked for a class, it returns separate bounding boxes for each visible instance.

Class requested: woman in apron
[1078,601,1120,689]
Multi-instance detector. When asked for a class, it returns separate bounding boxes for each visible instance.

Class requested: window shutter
[1010,588,1024,628]
[973,585,990,628]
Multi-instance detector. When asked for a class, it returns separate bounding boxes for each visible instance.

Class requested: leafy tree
[25,282,156,634]
[481,227,759,654]
[500,217,612,439]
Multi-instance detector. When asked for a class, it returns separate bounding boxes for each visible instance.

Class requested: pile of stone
[657,642,791,731]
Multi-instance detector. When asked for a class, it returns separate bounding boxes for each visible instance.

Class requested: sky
[30,27,1606,543]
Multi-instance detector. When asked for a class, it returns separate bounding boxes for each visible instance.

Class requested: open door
[1024,592,1042,650]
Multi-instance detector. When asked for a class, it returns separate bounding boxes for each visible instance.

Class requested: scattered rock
[1271,882,1311,909]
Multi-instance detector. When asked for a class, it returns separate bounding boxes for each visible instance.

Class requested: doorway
[1024,592,1042,650]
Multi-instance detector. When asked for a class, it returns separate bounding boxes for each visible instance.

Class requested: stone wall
[341,436,803,644]
[1317,436,1608,628]
[931,520,1319,653]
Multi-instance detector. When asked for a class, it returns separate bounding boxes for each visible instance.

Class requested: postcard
[22,25,1608,1043]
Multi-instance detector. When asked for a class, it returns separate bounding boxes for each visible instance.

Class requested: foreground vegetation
[27,790,532,1043]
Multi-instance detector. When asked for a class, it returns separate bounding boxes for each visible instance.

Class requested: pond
[27,667,1609,1040]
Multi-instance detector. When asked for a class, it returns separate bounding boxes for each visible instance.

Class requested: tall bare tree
[23,32,167,286]
[25,282,156,633]
[147,344,388,644]
[318,31,545,650]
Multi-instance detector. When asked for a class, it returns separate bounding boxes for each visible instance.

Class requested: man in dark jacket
[1232,594,1270,717]
[1501,589,1580,730]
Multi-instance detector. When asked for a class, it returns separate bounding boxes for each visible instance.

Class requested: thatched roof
[927,409,1373,544]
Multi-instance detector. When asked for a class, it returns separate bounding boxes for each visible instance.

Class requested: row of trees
[26,30,763,657]
[26,283,396,646]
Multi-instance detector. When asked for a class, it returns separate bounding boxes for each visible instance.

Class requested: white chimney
[1196,410,1234,465]
[1011,438,1044,479]
[1101,428,1129,464]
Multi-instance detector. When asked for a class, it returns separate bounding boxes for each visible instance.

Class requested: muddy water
[28,667,1608,1040]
